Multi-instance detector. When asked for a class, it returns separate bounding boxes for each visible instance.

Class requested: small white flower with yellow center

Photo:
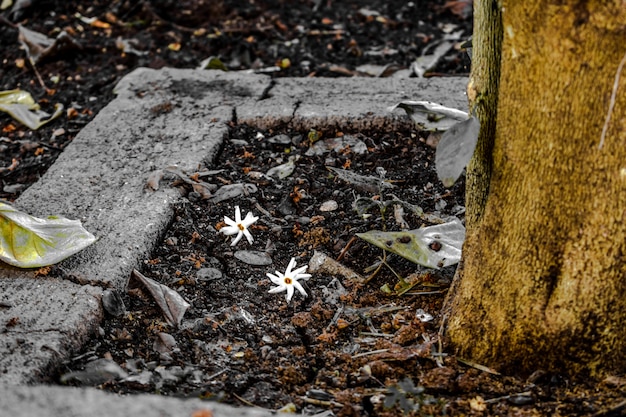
[220,206,259,246]
[267,257,311,303]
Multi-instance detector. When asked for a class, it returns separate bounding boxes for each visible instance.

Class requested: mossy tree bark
[444,1,626,377]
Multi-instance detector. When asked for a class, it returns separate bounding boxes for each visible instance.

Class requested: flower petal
[243,229,254,244]
[234,206,242,223]
[269,285,286,294]
[291,265,310,278]
[284,257,297,276]
[285,284,295,302]
[266,272,283,284]
[220,225,239,236]
[230,231,244,246]
[292,280,307,298]
[242,211,259,226]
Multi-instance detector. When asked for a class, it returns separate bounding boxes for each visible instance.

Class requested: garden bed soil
[51,124,626,416]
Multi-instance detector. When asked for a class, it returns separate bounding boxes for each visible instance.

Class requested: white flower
[267,257,311,303]
[220,206,259,246]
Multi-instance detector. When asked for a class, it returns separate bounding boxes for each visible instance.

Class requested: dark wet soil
[52,124,626,416]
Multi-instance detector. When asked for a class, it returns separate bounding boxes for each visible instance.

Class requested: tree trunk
[444,1,626,378]
[464,0,502,232]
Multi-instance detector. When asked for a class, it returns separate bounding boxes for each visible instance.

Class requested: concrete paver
[0,68,468,415]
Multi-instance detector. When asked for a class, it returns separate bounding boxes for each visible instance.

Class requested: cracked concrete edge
[236,75,469,131]
[0,68,468,414]
[0,384,278,417]
[0,274,103,384]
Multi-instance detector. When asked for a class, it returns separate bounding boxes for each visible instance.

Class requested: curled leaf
[198,56,228,71]
[131,269,190,327]
[435,116,480,188]
[0,202,96,268]
[266,156,298,179]
[18,24,82,64]
[388,100,468,131]
[0,89,63,130]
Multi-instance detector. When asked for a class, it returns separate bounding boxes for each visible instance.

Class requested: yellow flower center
[284,277,292,285]
[237,223,245,231]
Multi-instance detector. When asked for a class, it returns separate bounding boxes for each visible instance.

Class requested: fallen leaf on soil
[0,201,96,268]
[306,135,368,156]
[198,56,228,71]
[389,100,468,131]
[18,24,82,64]
[356,218,465,268]
[0,89,63,130]
[60,358,128,385]
[266,155,298,179]
[327,166,393,194]
[209,183,257,203]
[130,269,190,327]
[234,250,272,266]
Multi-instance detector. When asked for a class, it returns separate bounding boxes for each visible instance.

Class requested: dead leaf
[18,25,82,64]
[130,269,190,327]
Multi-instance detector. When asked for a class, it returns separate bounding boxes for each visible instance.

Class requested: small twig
[336,235,357,261]
[457,357,501,375]
[599,49,626,149]
[484,391,532,404]
[232,392,276,411]
[436,314,447,367]
[142,0,200,33]
[27,57,48,90]
[359,331,394,338]
[364,250,386,284]
[326,305,344,331]
[301,396,344,408]
[379,256,406,284]
[0,14,18,28]
[352,348,390,359]
[206,368,227,381]
[405,290,448,295]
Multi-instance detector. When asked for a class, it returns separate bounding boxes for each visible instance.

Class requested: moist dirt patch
[49,123,625,416]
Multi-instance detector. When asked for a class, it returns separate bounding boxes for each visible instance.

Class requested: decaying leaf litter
[52,124,626,416]
[1,0,473,202]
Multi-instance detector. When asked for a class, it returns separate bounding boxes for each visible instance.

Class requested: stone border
[0,68,467,415]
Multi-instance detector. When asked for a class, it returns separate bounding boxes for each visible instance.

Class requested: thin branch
[599,49,626,149]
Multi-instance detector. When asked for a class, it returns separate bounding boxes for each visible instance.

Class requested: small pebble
[196,267,223,282]
[320,200,338,212]
[267,133,291,144]
[234,250,273,266]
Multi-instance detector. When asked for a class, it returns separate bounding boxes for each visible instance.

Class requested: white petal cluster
[220,206,259,246]
[267,257,311,303]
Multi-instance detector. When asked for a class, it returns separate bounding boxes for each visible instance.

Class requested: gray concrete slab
[0,68,468,415]
[1,384,281,417]
[0,273,102,384]
[236,75,469,131]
